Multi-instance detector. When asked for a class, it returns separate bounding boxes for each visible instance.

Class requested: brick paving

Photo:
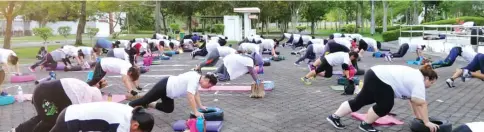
[1,41,484,132]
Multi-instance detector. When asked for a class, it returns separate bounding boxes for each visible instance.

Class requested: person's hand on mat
[273,54,278,58]
[425,121,440,132]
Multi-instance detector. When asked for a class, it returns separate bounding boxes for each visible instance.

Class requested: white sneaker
[462,69,471,78]
[445,78,455,88]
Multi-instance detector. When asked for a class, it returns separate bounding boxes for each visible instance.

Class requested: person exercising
[214,50,262,84]
[128,71,217,118]
[0,48,20,74]
[87,57,141,96]
[386,42,426,62]
[327,64,439,132]
[431,46,477,69]
[446,53,484,88]
[29,49,71,72]
[301,52,359,85]
[193,46,236,73]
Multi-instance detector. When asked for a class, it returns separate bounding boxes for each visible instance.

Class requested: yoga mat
[407,60,421,65]
[15,94,33,101]
[173,120,223,132]
[102,94,126,102]
[330,85,345,91]
[199,86,273,92]
[351,112,404,126]
[201,67,217,71]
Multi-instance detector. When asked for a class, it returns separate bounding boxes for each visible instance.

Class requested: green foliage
[170,23,180,32]
[296,26,307,32]
[32,27,54,42]
[86,27,99,39]
[376,26,400,34]
[342,24,357,33]
[213,24,225,34]
[381,16,484,42]
[57,26,72,39]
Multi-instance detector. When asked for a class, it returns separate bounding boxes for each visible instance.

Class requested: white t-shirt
[0,48,16,64]
[408,42,424,52]
[283,33,291,39]
[461,46,477,62]
[134,38,144,43]
[324,52,351,66]
[301,35,312,44]
[160,39,170,47]
[361,37,378,49]
[239,43,260,54]
[348,34,363,41]
[312,43,326,56]
[223,54,254,80]
[62,45,80,57]
[333,38,352,49]
[210,36,220,42]
[260,39,275,50]
[183,39,193,44]
[100,57,132,75]
[155,33,168,39]
[116,40,131,49]
[292,34,301,44]
[64,102,132,132]
[371,65,426,100]
[466,122,484,132]
[310,39,324,45]
[170,40,180,47]
[217,46,236,57]
[206,41,221,54]
[60,78,102,104]
[333,33,344,38]
[50,49,67,61]
[112,48,129,61]
[78,46,93,55]
[166,71,201,99]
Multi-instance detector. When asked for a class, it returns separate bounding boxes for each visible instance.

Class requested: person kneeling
[87,57,141,96]
[128,71,217,118]
[50,102,154,132]
[301,52,359,85]
[327,64,439,132]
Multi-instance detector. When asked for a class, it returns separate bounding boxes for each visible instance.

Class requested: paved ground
[1,41,484,132]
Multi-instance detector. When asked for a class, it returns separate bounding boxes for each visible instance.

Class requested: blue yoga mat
[407,60,421,65]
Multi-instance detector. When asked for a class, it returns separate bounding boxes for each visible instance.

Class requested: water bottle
[49,71,56,80]
[17,86,24,103]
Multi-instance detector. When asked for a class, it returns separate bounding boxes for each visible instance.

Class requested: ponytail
[419,64,438,80]
[132,106,154,132]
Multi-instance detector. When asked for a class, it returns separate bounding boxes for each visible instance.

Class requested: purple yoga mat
[45,64,65,71]
[173,120,223,132]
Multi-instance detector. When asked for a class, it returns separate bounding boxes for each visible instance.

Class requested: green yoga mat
[330,85,345,91]
[201,67,217,70]
[152,60,162,65]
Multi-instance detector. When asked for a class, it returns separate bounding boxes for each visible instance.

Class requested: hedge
[376,26,401,34]
[382,16,484,42]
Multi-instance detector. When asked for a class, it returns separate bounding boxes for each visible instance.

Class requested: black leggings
[87,62,106,86]
[31,53,57,70]
[129,77,174,113]
[315,58,333,78]
[15,80,72,132]
[392,43,409,58]
[452,124,472,132]
[193,47,208,57]
[348,69,395,117]
[321,42,350,57]
[358,39,369,51]
[295,44,316,64]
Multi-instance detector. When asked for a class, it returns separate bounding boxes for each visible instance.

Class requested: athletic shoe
[28,67,35,72]
[446,78,455,88]
[301,77,312,85]
[359,121,380,132]
[462,69,471,79]
[326,115,345,129]
[294,62,300,66]
[191,51,195,59]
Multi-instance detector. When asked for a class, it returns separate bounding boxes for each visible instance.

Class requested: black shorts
[87,62,106,86]
[358,39,368,51]
[316,58,333,78]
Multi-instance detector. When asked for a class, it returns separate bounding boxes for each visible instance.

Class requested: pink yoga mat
[351,112,404,126]
[15,94,33,101]
[102,94,126,102]
[199,86,273,92]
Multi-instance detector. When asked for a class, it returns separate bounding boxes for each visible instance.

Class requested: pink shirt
[60,78,103,104]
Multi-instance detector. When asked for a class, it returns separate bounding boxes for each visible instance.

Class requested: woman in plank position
[431,46,477,69]
[14,78,106,132]
[294,40,325,65]
[87,57,141,96]
[301,51,359,85]
[29,49,71,72]
[445,53,484,88]
[327,64,439,132]
[128,71,217,117]
[193,46,237,73]
[50,102,154,132]
[385,42,426,62]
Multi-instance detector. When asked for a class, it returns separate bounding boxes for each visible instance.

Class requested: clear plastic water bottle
[49,71,56,80]
[17,86,24,103]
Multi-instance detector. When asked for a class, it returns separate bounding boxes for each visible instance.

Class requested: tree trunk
[3,2,16,49]
[75,1,87,46]
[109,12,114,34]
[356,2,361,32]
[383,1,388,32]
[155,1,161,34]
[423,5,428,22]
[161,11,167,35]
[311,20,315,35]
[370,0,375,35]
[413,0,418,24]
[187,15,192,35]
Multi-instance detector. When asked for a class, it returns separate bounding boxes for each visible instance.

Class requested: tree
[301,1,330,35]
[32,27,54,47]
[0,1,25,49]
[163,1,202,35]
[382,0,388,32]
[58,26,71,44]
[75,1,87,46]
[288,1,302,32]
[86,27,99,47]
[370,0,375,35]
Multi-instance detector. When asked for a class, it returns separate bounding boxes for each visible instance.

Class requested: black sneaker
[326,115,345,129]
[359,121,380,132]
